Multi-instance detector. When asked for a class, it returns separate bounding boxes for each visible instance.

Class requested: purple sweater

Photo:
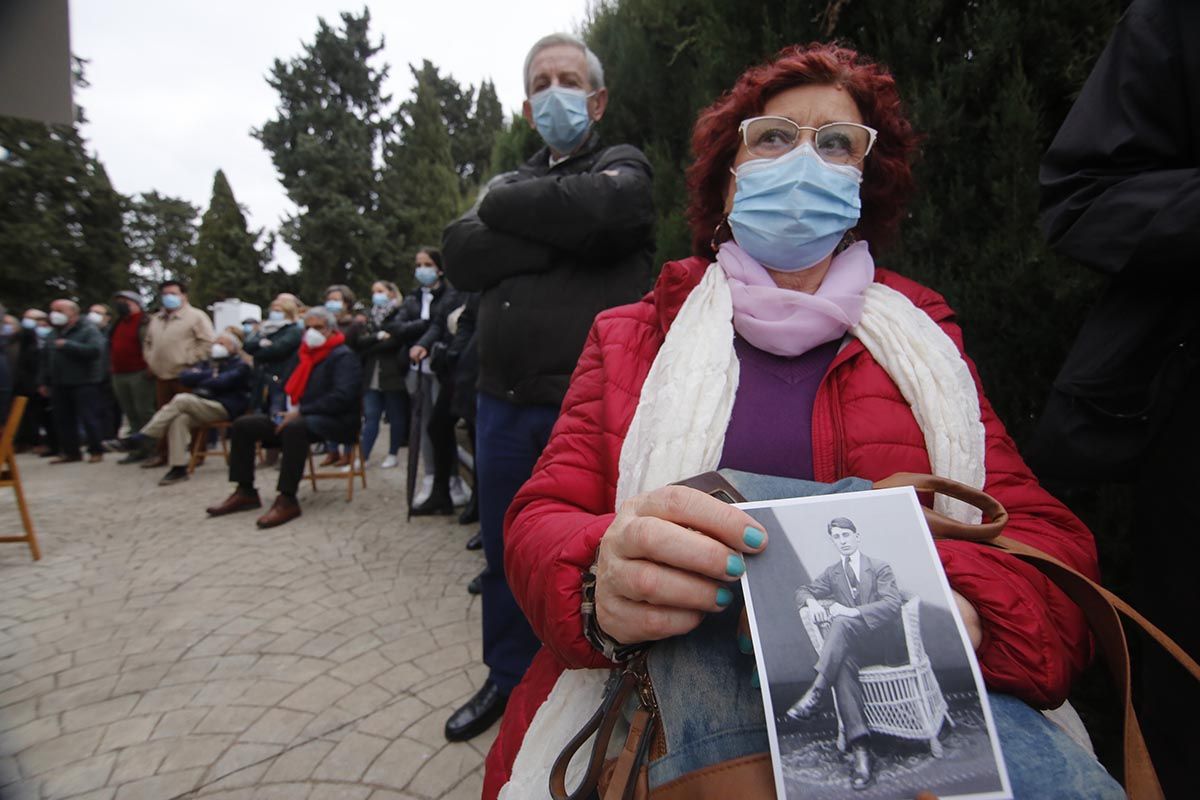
[718,336,840,480]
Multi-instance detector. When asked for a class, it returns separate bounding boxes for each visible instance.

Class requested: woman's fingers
[596,591,705,644]
[606,557,733,612]
[625,485,767,554]
[616,514,748,581]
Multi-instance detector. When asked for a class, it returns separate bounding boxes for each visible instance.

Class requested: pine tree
[125,191,200,297]
[379,62,461,279]
[192,169,274,307]
[254,9,390,299]
[488,112,542,176]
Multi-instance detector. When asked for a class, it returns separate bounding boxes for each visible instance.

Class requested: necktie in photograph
[844,557,859,603]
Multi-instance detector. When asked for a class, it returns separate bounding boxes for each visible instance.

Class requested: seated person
[205,306,362,529]
[122,330,251,487]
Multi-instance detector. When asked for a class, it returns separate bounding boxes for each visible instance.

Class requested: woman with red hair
[484,43,1121,798]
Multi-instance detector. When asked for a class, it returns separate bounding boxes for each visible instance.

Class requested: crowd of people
[1,10,1194,797]
[0,245,479,534]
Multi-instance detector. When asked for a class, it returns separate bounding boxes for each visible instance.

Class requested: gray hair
[523,33,604,95]
[302,305,339,332]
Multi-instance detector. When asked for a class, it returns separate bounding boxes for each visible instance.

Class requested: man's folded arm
[441,212,556,292]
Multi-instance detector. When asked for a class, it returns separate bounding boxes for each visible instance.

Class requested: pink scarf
[716,240,875,357]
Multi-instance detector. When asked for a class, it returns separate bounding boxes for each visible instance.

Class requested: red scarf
[284,331,345,405]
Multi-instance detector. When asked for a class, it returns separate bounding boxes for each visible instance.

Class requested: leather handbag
[550,470,1200,800]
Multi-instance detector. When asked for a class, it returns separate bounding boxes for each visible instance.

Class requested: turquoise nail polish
[743,527,765,548]
[726,554,745,577]
[716,587,733,607]
[737,633,753,654]
[750,669,760,689]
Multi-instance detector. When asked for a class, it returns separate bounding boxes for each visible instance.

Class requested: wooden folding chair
[306,440,367,502]
[1,397,42,561]
[187,420,233,475]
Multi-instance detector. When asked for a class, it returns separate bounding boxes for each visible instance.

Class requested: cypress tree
[125,191,200,297]
[192,169,273,308]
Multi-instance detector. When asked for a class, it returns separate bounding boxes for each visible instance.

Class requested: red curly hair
[686,42,918,258]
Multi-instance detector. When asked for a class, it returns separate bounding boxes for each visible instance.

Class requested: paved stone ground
[0,441,491,800]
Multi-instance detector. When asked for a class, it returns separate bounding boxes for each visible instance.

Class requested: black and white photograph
[740,487,1011,800]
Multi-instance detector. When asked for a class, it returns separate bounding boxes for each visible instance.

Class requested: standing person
[85,303,119,438]
[143,280,215,468]
[107,291,156,463]
[244,295,303,419]
[13,309,57,455]
[441,32,655,741]
[40,300,107,463]
[351,280,409,468]
[405,248,460,505]
[0,307,12,423]
[318,284,361,467]
[205,307,362,528]
[1033,1,1199,793]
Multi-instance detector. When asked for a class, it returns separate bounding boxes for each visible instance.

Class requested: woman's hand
[952,590,983,650]
[409,344,427,363]
[594,485,768,646]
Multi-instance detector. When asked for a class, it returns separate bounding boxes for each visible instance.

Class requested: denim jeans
[361,388,408,460]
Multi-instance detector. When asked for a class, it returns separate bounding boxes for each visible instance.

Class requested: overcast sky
[69,0,592,273]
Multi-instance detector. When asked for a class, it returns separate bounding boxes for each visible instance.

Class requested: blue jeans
[361,388,408,460]
[476,392,560,693]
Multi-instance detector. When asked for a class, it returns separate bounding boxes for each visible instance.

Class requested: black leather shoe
[410,492,455,516]
[458,492,479,525]
[467,572,483,595]
[465,531,483,551]
[850,742,873,790]
[785,684,824,720]
[444,680,507,742]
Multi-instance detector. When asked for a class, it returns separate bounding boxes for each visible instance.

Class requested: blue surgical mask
[1,324,13,336]
[414,266,439,287]
[161,293,183,310]
[728,143,862,271]
[530,87,594,154]
[268,310,285,322]
[372,292,390,307]
[35,326,52,338]
[242,323,255,335]
[325,299,343,314]
[21,318,36,330]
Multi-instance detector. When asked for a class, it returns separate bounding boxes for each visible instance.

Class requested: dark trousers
[361,388,408,459]
[476,392,559,693]
[814,616,894,744]
[426,380,459,494]
[15,392,57,452]
[53,383,105,457]
[228,413,325,497]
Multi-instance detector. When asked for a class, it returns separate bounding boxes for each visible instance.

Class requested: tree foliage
[254,9,391,299]
[583,0,1123,445]
[191,169,276,308]
[125,191,199,298]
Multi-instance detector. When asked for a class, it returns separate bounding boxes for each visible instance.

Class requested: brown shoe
[319,452,339,467]
[88,453,103,463]
[206,489,262,517]
[50,455,82,464]
[140,455,168,469]
[333,453,353,468]
[256,494,301,529]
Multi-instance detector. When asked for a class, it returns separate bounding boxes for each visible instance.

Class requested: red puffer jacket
[483,257,1098,798]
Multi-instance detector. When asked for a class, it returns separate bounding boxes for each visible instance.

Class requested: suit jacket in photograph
[796,553,904,631]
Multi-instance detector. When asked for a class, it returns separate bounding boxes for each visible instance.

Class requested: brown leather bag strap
[550,670,638,800]
[871,472,1008,540]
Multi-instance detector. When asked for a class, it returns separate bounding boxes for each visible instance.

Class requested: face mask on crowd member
[21,317,37,330]
[242,322,255,336]
[49,310,69,327]
[304,327,327,349]
[414,266,439,287]
[522,37,609,156]
[211,343,230,360]
[324,299,343,314]
[35,325,52,338]
[161,293,182,310]
[372,291,390,307]
[1,321,13,336]
[87,311,104,326]
[268,309,285,322]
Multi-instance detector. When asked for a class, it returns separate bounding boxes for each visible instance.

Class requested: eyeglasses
[738,116,878,166]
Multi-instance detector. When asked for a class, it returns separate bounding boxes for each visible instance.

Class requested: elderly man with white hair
[40,298,107,463]
[206,306,362,528]
[442,32,656,742]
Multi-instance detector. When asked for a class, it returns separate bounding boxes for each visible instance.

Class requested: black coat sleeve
[476,145,655,259]
[441,211,556,292]
[300,350,361,417]
[1039,0,1200,278]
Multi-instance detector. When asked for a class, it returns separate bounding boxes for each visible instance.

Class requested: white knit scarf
[499,263,989,798]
